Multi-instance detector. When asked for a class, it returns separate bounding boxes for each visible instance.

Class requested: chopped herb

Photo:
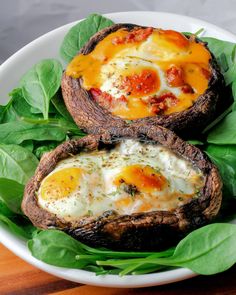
[125,120,132,124]
[107,190,119,197]
[122,183,139,196]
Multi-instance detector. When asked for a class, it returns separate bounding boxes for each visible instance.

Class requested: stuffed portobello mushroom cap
[61,23,225,136]
[22,125,222,251]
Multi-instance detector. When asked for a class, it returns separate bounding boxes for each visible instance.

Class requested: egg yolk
[158,29,189,48]
[114,165,167,193]
[40,167,83,200]
[120,69,160,98]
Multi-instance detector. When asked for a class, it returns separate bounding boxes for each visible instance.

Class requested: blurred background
[1,0,236,64]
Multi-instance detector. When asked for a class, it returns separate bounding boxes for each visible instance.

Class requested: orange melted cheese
[66,28,211,119]
[67,29,135,88]
[113,98,153,119]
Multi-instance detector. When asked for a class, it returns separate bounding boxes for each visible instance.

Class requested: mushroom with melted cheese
[61,24,225,136]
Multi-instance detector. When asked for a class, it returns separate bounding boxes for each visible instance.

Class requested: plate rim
[0,10,236,288]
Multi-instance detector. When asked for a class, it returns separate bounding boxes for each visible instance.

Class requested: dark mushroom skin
[22,125,222,251]
[61,23,226,137]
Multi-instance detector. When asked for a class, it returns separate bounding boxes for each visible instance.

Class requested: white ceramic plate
[0,11,235,288]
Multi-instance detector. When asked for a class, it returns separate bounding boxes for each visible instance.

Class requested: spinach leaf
[97,224,236,275]
[8,88,37,118]
[30,104,57,115]
[0,121,66,144]
[30,99,58,115]
[20,140,34,152]
[28,230,173,271]
[205,145,236,197]
[28,230,88,268]
[30,106,42,114]
[207,112,236,144]
[224,63,236,86]
[162,223,236,274]
[60,14,114,63]
[0,105,4,122]
[51,91,74,122]
[34,142,58,159]
[20,59,63,119]
[21,117,85,137]
[232,81,236,101]
[187,140,204,145]
[202,105,233,134]
[0,88,37,123]
[29,224,236,276]
[0,178,24,214]
[201,37,236,86]
[201,37,236,68]
[0,199,15,218]
[0,144,38,185]
[0,117,84,144]
[0,214,32,239]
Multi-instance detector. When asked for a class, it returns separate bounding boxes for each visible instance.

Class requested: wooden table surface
[0,243,235,295]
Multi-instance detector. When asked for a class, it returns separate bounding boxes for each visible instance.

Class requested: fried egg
[37,140,205,221]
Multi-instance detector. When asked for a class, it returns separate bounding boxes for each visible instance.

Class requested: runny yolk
[114,165,167,193]
[120,69,160,98]
[40,167,83,200]
[158,29,189,48]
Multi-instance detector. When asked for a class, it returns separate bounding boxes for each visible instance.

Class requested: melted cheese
[37,140,205,221]
[66,28,211,119]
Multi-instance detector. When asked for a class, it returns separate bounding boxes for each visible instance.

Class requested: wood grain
[0,243,235,295]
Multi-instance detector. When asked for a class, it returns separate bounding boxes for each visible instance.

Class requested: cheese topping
[66,28,211,119]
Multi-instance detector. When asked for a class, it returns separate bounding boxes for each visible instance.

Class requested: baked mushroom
[61,24,225,136]
[22,125,222,250]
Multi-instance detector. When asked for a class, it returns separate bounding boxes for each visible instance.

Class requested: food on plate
[1,12,236,277]
[62,24,225,135]
[22,125,222,250]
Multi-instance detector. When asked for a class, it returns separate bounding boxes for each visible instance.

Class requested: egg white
[37,140,204,221]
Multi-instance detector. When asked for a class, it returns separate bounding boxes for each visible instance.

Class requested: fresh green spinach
[20,59,63,119]
[51,92,74,122]
[0,120,66,144]
[34,142,58,159]
[202,37,236,68]
[60,14,114,63]
[28,230,89,268]
[28,224,236,275]
[0,199,15,218]
[154,223,236,275]
[202,37,236,95]
[20,140,34,152]
[187,140,204,145]
[0,144,38,185]
[205,144,236,197]
[0,178,24,214]
[0,214,33,239]
[0,88,39,123]
[28,230,174,272]
[21,117,84,137]
[207,112,236,144]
